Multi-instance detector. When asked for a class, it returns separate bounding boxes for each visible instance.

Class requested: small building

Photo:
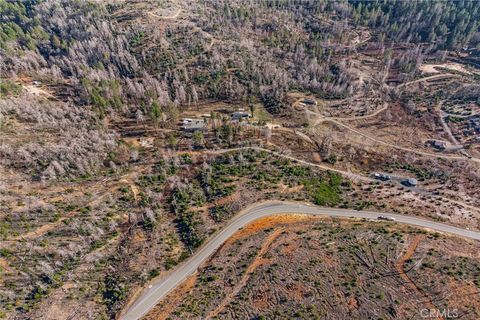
[231,111,251,121]
[434,141,447,150]
[302,98,317,106]
[181,119,205,132]
[430,140,447,150]
[402,178,418,187]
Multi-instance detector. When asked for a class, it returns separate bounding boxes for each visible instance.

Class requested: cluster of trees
[350,0,480,50]
[0,97,117,180]
[189,0,360,105]
[0,80,22,97]
[453,83,480,104]
[171,182,206,249]
[0,0,43,50]
[198,160,237,202]
[2,0,479,123]
[0,0,359,123]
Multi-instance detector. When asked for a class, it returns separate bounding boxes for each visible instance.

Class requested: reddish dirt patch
[444,278,480,311]
[347,296,359,311]
[252,290,271,310]
[0,258,14,276]
[284,281,309,302]
[280,239,300,256]
[143,274,198,320]
[395,235,443,320]
[225,214,321,245]
[207,228,284,319]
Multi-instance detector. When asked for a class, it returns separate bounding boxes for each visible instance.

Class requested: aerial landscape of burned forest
[0,1,480,319]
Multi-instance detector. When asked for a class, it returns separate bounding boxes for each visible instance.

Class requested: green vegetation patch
[301,172,343,206]
[171,183,206,249]
[0,80,22,97]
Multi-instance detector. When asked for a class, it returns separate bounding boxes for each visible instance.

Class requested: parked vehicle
[377,215,396,221]
[402,178,418,187]
[373,173,391,181]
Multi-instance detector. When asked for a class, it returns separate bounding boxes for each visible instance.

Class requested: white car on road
[377,215,396,221]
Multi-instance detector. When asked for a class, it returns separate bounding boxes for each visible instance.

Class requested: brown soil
[395,235,443,320]
[143,274,198,320]
[206,228,284,319]
[224,214,319,246]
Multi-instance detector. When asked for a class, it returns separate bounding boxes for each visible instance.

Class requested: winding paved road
[121,201,480,320]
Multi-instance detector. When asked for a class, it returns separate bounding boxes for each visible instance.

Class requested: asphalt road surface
[121,201,480,320]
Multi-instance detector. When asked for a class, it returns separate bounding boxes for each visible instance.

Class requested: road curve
[121,201,480,320]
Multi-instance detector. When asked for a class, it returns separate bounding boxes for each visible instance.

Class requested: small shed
[432,140,446,150]
[231,111,251,121]
[181,119,205,132]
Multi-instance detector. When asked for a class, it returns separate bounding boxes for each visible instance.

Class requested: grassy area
[253,103,273,122]
[0,80,22,97]
[300,171,343,206]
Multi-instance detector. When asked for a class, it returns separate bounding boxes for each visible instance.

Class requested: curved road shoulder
[121,201,480,320]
